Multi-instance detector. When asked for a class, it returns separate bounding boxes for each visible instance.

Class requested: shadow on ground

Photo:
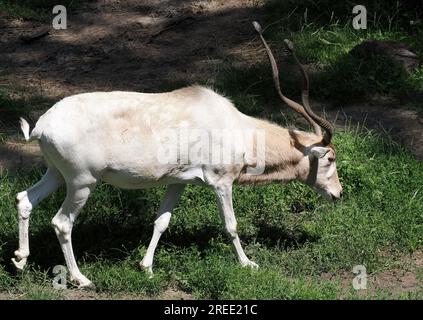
[0,204,314,276]
[0,0,264,99]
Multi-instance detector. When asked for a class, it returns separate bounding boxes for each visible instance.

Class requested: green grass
[0,128,422,299]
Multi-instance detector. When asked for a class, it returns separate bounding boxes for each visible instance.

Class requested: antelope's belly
[101,164,205,189]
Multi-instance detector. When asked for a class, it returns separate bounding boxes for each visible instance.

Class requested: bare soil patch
[61,286,193,300]
[0,287,194,300]
[0,0,264,98]
[0,141,42,175]
[320,250,423,298]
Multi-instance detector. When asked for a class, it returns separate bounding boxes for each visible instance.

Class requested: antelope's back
[35,86,241,140]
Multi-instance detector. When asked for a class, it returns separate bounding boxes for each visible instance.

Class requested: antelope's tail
[19,118,31,141]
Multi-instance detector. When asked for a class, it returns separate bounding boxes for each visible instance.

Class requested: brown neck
[236,118,321,185]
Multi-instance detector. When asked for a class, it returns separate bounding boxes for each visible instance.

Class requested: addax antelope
[13,22,342,288]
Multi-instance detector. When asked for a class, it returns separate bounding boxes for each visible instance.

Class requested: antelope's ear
[310,146,330,159]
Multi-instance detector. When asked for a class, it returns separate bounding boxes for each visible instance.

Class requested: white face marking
[308,147,342,200]
[326,162,336,178]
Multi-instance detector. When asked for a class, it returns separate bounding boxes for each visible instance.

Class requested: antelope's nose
[331,191,342,201]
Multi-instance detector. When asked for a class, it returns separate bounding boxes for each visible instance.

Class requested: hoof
[11,257,27,271]
[78,281,96,290]
[139,261,154,278]
[70,275,95,290]
[242,260,259,269]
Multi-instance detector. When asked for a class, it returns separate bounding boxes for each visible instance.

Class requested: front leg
[141,184,185,275]
[214,184,258,269]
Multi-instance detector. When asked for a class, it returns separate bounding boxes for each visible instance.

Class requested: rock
[350,39,420,73]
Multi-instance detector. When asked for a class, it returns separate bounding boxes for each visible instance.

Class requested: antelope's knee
[154,212,171,233]
[225,223,238,238]
[16,191,32,219]
[51,216,72,241]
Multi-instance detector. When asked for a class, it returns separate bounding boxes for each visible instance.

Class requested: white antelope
[13,22,342,288]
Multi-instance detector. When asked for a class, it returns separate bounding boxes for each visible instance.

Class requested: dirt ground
[0,0,264,97]
[0,0,422,299]
[0,286,194,300]
[321,250,423,298]
[0,0,267,173]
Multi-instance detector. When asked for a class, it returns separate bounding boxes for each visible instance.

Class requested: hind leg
[52,181,96,288]
[12,168,64,270]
